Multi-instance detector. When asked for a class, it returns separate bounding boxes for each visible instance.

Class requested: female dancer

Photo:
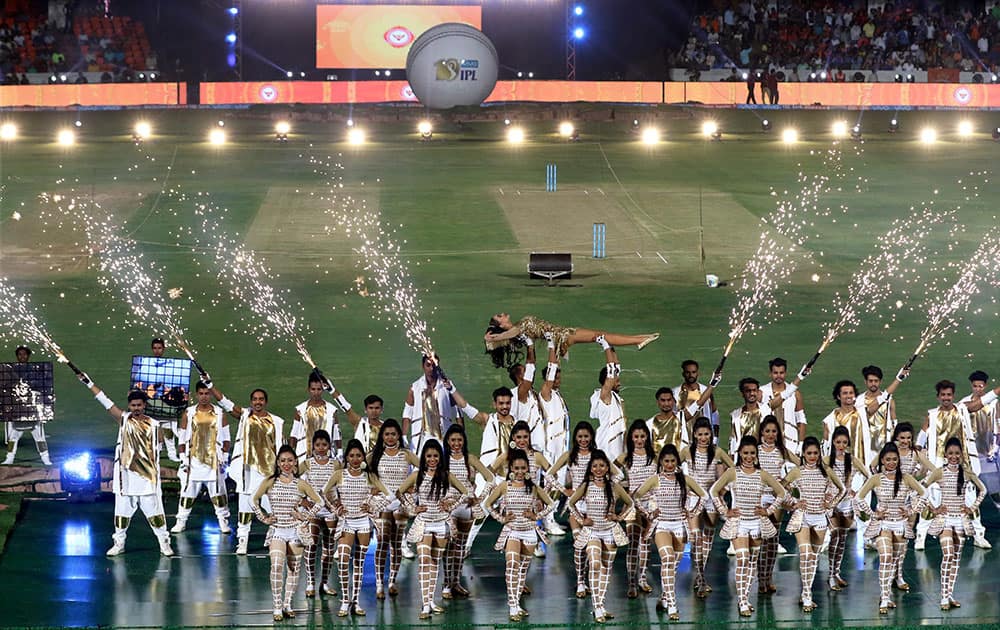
[300,429,340,598]
[548,421,599,598]
[827,425,870,590]
[881,421,933,589]
[397,440,471,619]
[633,443,707,619]
[324,439,391,617]
[567,449,634,623]
[614,419,658,598]
[251,445,326,621]
[367,419,419,599]
[852,443,927,614]
[680,416,733,598]
[711,435,786,617]
[442,424,495,599]
[921,437,986,610]
[782,436,845,612]
[484,312,659,368]
[483,448,557,621]
[756,415,799,594]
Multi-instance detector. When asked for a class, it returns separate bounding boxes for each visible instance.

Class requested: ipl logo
[259,84,278,102]
[435,59,479,81]
[953,87,972,105]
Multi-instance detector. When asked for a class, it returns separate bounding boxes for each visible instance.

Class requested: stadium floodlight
[134,121,152,140]
[957,120,974,137]
[920,127,937,144]
[374,70,381,77]
[138,72,146,80]
[299,71,306,78]
[59,74,67,83]
[149,72,157,81]
[384,70,391,77]
[574,5,583,16]
[701,120,719,138]
[573,27,585,40]
[209,128,226,145]
[48,74,58,83]
[275,121,291,142]
[347,128,366,145]
[906,74,915,83]
[57,129,75,145]
[889,118,899,133]
[0,123,17,140]
[225,32,237,44]
[507,127,525,144]
[993,74,999,83]
[516,71,523,78]
[60,451,101,500]
[527,72,534,78]
[418,120,433,140]
[809,72,817,81]
[217,120,225,127]
[781,128,799,144]
[228,7,239,15]
[559,122,575,138]
[761,119,771,132]
[74,119,83,127]
[819,70,828,80]
[850,124,862,140]
[346,119,354,127]
[641,127,660,145]
[741,72,748,80]
[831,120,848,138]
[894,73,903,83]
[286,70,294,78]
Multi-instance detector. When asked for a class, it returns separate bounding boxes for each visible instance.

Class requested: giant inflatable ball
[405,23,498,109]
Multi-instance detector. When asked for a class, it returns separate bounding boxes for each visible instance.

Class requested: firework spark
[0,278,69,363]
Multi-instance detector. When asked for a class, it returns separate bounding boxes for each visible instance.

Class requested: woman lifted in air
[484,312,659,368]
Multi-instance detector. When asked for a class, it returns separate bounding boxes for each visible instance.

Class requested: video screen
[130,355,191,421]
[316,5,482,69]
[0,362,54,425]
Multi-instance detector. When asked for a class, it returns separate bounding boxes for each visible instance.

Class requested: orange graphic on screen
[316,5,482,69]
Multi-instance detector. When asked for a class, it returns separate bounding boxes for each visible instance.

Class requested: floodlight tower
[566,2,584,80]
[232,0,242,80]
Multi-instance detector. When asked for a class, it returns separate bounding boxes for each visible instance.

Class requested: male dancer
[289,372,343,461]
[341,394,385,453]
[673,359,718,440]
[213,382,284,554]
[590,336,626,461]
[729,377,769,455]
[402,353,459,453]
[148,338,181,463]
[538,335,570,536]
[963,371,1000,508]
[171,379,231,534]
[509,335,544,448]
[916,378,1000,550]
[3,345,52,465]
[758,357,808,455]
[649,388,687,454]
[78,369,173,556]
[861,365,898,453]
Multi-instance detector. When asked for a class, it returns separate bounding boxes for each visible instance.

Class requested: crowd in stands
[1,1,155,84]
[672,1,1000,77]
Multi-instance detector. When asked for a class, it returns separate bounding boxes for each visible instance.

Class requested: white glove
[709,371,723,388]
[77,372,93,388]
[518,333,533,347]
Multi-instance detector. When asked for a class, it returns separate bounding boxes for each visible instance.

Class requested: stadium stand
[671,2,1000,80]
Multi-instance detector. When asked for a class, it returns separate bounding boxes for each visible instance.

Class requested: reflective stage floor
[3,497,998,628]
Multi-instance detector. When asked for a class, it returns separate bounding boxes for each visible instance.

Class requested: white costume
[539,389,571,483]
[729,402,769,455]
[673,382,716,429]
[229,409,285,543]
[511,387,544,447]
[821,405,874,467]
[403,377,458,453]
[291,400,342,461]
[111,411,170,551]
[174,403,231,530]
[759,382,805,455]
[590,389,626,461]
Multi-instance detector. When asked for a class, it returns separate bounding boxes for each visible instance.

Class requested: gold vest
[246,413,277,476]
[970,406,994,455]
[122,414,157,483]
[740,407,762,440]
[302,404,328,457]
[191,407,219,468]
[650,413,682,454]
[421,387,443,441]
[865,392,891,447]
[935,408,968,465]
[834,407,866,464]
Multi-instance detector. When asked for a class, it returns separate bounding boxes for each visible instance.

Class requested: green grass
[1,106,998,458]
[0,493,23,553]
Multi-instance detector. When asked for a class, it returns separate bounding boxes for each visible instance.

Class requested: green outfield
[1,106,998,459]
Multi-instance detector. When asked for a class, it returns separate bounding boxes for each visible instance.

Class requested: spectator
[19,73,29,85]
[746,69,757,104]
[75,72,88,84]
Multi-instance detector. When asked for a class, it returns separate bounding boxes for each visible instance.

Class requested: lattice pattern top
[265,478,308,528]
[788,465,837,514]
[732,469,764,521]
[854,473,912,520]
[501,483,543,532]
[583,482,614,531]
[899,450,924,478]
[758,444,786,495]
[335,470,374,519]
[938,465,984,514]
[649,473,687,522]
[625,455,658,494]
[415,474,456,523]
[687,448,723,491]
[567,452,591,491]
[302,456,337,496]
[375,450,411,494]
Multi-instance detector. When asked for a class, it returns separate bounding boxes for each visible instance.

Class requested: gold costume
[301,404,327,458]
[833,408,866,464]
[191,408,219,469]
[515,316,575,358]
[971,406,995,457]
[865,392,892,451]
[245,413,277,476]
[738,408,762,441]
[935,408,970,466]
[650,413,682,454]
[420,388,444,442]
[122,414,158,483]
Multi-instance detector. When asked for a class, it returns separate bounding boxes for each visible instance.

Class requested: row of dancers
[76,357,990,622]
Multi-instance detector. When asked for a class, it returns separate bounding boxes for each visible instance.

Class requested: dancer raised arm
[484,312,659,369]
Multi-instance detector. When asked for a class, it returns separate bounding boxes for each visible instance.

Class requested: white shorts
[687,495,714,514]
[423,519,448,538]
[452,505,473,521]
[882,519,906,536]
[802,513,828,530]
[655,520,687,537]
[509,528,539,545]
[384,498,402,513]
[835,498,853,515]
[315,507,335,520]
[342,516,371,534]
[589,528,616,545]
[272,526,302,544]
[944,515,965,530]
[761,493,776,508]
[738,520,761,538]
